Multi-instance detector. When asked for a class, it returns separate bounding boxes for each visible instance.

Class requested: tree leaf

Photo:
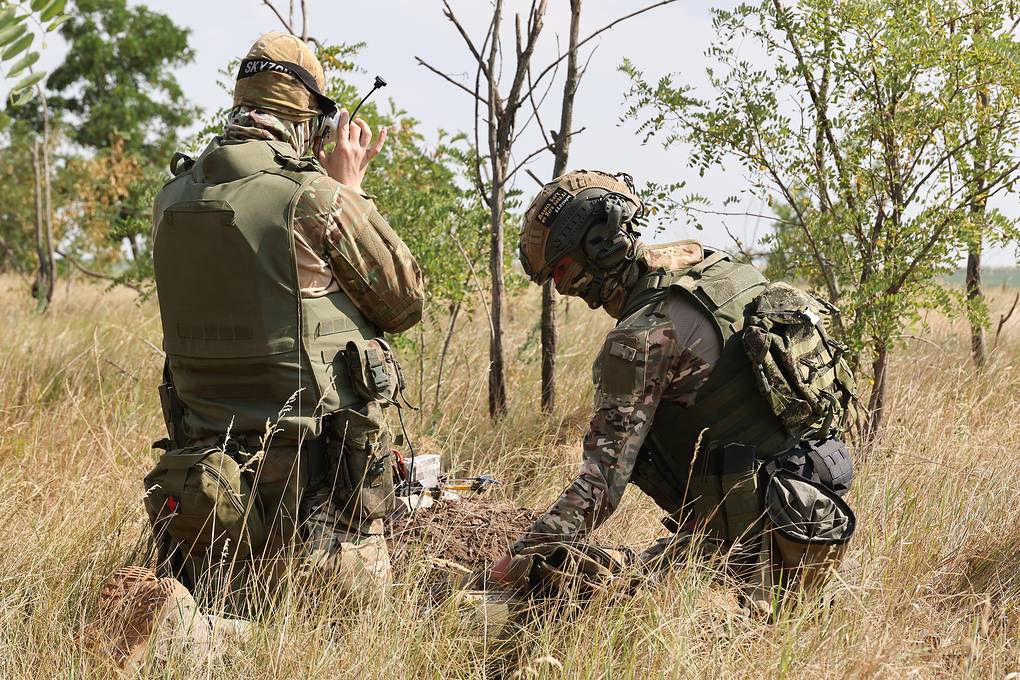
[40,0,65,23]
[6,50,38,77]
[11,69,46,94]
[30,0,48,11]
[0,7,19,29]
[46,14,71,32]
[0,22,26,48]
[12,86,37,106]
[1,31,32,60]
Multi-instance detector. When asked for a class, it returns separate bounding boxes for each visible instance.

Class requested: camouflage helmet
[519,170,644,287]
[233,32,327,122]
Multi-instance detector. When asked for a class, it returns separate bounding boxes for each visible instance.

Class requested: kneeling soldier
[493,170,857,614]
[85,32,424,670]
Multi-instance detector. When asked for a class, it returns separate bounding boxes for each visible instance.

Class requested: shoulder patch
[599,329,648,399]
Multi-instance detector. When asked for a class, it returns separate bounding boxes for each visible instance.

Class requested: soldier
[86,32,423,669]
[491,170,857,613]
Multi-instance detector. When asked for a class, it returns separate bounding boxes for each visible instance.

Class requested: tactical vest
[152,138,377,444]
[621,252,801,514]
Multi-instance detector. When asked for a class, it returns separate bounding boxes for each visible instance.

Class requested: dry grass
[2,275,1020,678]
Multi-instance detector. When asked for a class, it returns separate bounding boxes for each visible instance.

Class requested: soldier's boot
[82,566,214,672]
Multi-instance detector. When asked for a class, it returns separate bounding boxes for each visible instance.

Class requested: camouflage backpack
[742,282,856,439]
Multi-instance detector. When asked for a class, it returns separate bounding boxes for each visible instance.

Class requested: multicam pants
[167,438,391,613]
[301,483,392,596]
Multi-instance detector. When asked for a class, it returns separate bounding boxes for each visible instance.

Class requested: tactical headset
[236,58,387,156]
[540,186,644,281]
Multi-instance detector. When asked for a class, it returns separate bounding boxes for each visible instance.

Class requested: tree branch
[56,249,142,294]
[505,126,586,182]
[524,0,679,101]
[772,0,856,213]
[502,0,549,138]
[415,57,486,103]
[441,0,492,80]
[261,0,294,34]
[994,292,1019,351]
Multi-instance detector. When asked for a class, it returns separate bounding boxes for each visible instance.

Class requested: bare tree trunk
[863,344,889,443]
[967,243,985,368]
[540,281,557,410]
[541,0,584,413]
[489,162,508,418]
[127,234,141,261]
[967,82,990,370]
[32,92,57,312]
[31,140,51,311]
[434,300,462,412]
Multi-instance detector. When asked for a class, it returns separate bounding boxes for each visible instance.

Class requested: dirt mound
[387,497,538,571]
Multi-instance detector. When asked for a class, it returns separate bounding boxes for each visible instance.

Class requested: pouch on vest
[343,338,404,403]
[764,470,855,592]
[742,283,856,440]
[327,400,395,524]
[143,446,266,563]
[687,443,767,544]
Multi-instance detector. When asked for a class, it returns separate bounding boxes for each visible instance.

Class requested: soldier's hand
[319,108,387,194]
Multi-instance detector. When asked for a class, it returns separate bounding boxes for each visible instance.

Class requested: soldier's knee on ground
[302,515,392,598]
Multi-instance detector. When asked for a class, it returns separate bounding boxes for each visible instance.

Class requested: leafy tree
[0,114,40,274]
[45,0,196,157]
[623,0,1020,437]
[27,0,199,291]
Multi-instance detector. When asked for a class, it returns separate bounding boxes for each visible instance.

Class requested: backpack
[741,283,856,439]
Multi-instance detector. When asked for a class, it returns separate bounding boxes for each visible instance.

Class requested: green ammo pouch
[343,338,405,403]
[143,446,266,561]
[764,470,855,590]
[327,401,396,523]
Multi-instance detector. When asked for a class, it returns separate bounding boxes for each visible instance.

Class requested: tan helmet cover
[519,170,643,284]
[232,31,326,122]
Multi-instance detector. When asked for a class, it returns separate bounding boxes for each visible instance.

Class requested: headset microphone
[351,75,387,119]
[314,75,387,157]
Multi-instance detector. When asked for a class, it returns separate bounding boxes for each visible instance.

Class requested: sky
[23,0,1020,266]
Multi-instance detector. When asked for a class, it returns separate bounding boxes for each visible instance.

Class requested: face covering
[224,106,314,156]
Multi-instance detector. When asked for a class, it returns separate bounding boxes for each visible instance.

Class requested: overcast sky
[24,0,1020,266]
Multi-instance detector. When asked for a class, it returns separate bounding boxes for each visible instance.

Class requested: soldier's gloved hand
[319,108,387,194]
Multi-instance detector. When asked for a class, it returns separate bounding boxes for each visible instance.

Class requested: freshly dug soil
[386,497,538,572]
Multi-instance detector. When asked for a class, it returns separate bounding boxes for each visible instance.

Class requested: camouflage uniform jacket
[224,108,424,333]
[512,244,721,553]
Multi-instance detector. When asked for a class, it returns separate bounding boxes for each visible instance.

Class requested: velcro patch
[609,341,637,362]
[535,187,572,227]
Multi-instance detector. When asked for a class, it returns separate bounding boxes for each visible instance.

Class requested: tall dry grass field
[2,276,1020,678]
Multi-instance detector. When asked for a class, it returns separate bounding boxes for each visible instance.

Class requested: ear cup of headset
[311,109,340,156]
[582,221,632,270]
[581,193,639,270]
